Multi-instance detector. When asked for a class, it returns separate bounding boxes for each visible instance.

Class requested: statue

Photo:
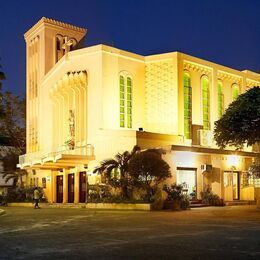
[68,109,75,149]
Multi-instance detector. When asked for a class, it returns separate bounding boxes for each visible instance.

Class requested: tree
[0,61,6,119]
[214,86,260,149]
[214,86,260,177]
[93,145,141,198]
[0,59,26,187]
[0,149,27,187]
[0,92,26,185]
[128,149,171,202]
[0,91,26,152]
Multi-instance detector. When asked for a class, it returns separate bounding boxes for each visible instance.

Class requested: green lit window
[119,74,132,128]
[218,81,224,119]
[202,76,210,130]
[120,76,125,127]
[184,72,192,139]
[232,84,239,101]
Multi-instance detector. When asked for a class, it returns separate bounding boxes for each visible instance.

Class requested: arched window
[232,84,239,101]
[56,34,64,62]
[119,73,132,128]
[217,80,224,118]
[184,72,192,139]
[201,76,210,130]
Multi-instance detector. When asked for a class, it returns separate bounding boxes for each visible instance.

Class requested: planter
[86,203,151,211]
[257,197,260,209]
[8,202,48,207]
[163,200,181,210]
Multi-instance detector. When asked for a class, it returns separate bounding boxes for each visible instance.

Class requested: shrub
[200,186,223,206]
[151,188,168,210]
[87,184,111,203]
[5,186,47,203]
[163,184,190,210]
[87,184,148,204]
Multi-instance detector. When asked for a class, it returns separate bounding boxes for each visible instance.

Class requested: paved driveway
[0,206,260,259]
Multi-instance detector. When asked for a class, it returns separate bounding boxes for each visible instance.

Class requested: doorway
[177,168,197,199]
[56,175,63,203]
[79,172,87,203]
[68,174,75,203]
[224,171,240,200]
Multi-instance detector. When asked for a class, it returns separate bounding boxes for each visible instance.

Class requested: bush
[200,186,223,206]
[87,184,111,203]
[180,194,190,210]
[0,194,8,205]
[163,184,190,210]
[87,184,148,204]
[5,186,47,203]
[151,188,168,210]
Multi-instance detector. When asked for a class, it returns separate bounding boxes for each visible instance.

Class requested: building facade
[19,17,260,203]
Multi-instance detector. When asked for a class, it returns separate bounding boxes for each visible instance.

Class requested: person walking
[33,187,40,209]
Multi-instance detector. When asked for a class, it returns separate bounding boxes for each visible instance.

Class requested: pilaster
[63,169,68,203]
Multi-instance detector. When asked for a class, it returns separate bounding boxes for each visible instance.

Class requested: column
[63,169,68,203]
[51,170,57,203]
[74,170,79,203]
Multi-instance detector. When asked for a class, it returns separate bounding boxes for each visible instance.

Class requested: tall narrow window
[202,76,210,130]
[232,84,239,101]
[184,72,192,139]
[218,80,224,118]
[119,76,125,127]
[126,77,132,128]
[119,74,132,128]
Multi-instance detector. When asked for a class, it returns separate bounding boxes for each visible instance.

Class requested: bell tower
[24,17,87,153]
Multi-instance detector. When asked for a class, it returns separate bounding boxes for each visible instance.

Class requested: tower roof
[24,17,87,40]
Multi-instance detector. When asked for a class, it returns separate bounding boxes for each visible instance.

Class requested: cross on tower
[62,37,74,54]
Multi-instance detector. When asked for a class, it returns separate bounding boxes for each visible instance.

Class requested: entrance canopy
[18,145,95,170]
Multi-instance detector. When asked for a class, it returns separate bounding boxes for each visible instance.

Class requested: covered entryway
[68,174,75,203]
[79,172,87,203]
[56,175,63,203]
[177,168,197,199]
[224,171,240,201]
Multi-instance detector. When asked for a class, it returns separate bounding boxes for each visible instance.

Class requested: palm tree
[0,150,27,187]
[93,145,140,198]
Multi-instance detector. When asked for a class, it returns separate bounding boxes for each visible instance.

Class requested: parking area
[0,205,260,259]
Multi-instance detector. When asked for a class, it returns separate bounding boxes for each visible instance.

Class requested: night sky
[0,0,259,96]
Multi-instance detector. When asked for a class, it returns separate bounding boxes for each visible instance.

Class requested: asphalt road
[0,206,260,259]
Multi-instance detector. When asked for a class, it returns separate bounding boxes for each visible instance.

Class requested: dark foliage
[214,86,260,149]
[128,149,171,202]
[93,145,141,198]
[200,186,223,206]
[0,150,27,187]
[1,186,46,203]
[0,91,26,152]
[163,183,190,210]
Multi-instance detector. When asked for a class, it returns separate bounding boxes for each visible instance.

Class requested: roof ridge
[41,17,86,32]
[24,17,87,39]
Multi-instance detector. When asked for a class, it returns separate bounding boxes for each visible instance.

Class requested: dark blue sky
[0,0,259,96]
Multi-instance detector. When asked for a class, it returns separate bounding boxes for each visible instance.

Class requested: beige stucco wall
[240,186,255,201]
[163,151,254,200]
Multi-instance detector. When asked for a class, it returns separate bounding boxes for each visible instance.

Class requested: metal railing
[19,144,94,165]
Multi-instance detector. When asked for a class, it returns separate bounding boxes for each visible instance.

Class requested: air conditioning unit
[199,130,213,147]
[201,164,213,172]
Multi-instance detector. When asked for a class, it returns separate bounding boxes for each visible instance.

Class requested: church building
[18,17,260,204]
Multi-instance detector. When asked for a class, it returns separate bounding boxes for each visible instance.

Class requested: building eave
[171,145,258,157]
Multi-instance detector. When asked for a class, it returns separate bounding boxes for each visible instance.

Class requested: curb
[0,209,6,216]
